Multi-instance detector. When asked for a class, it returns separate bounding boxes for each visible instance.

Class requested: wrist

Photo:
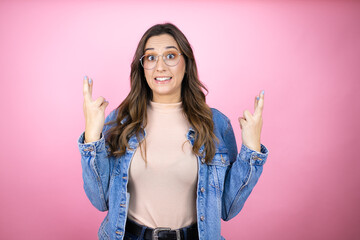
[244,143,261,152]
[84,132,101,143]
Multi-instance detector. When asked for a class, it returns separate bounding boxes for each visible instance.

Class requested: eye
[146,55,156,61]
[166,53,175,59]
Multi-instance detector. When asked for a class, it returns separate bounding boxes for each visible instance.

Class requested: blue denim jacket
[78,108,269,240]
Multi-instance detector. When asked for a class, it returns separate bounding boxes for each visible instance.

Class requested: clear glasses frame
[139,51,182,70]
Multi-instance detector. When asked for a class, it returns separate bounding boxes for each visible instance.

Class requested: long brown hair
[105,23,217,164]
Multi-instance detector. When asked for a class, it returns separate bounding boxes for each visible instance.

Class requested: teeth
[155,77,172,81]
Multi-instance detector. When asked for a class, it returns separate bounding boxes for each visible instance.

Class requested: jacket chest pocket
[208,151,230,193]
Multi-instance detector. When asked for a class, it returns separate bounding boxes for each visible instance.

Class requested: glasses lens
[142,54,157,70]
[140,50,181,69]
[163,50,180,67]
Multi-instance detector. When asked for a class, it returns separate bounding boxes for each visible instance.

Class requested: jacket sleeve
[221,118,269,221]
[77,110,117,212]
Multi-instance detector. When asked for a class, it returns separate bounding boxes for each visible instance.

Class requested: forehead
[144,34,179,52]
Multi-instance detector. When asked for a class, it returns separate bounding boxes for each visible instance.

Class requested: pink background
[1,0,359,239]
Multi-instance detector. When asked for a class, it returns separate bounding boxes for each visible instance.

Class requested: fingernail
[261,90,265,95]
[89,78,92,84]
[257,96,260,100]
[84,76,88,80]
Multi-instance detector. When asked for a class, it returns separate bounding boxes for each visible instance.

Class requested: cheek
[144,70,153,84]
[176,61,186,78]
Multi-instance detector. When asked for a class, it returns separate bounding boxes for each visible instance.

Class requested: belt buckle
[152,227,181,240]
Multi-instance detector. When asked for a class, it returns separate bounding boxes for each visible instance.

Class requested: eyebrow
[144,46,179,53]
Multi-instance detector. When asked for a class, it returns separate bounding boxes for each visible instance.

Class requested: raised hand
[83,76,109,143]
[238,90,264,152]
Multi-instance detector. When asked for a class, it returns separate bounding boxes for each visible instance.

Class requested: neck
[152,94,181,103]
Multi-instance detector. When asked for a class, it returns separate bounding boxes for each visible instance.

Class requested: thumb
[101,101,109,111]
[238,117,245,130]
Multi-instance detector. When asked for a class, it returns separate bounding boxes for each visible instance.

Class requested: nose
[155,56,166,71]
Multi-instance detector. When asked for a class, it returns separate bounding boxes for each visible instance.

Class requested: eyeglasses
[140,50,182,70]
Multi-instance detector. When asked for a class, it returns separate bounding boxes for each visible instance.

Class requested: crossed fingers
[83,76,93,102]
[239,90,264,129]
[83,76,108,107]
[254,90,265,117]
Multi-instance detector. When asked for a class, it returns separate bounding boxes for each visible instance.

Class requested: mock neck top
[127,101,198,229]
[149,101,182,113]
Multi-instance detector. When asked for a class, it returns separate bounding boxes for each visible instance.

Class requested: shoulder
[103,108,120,133]
[105,108,119,123]
[210,108,231,134]
[211,108,230,124]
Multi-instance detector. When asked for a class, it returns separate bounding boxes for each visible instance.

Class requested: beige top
[127,101,198,229]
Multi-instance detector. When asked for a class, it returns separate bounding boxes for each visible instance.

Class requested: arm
[79,76,115,211]
[78,132,109,211]
[221,118,269,221]
[78,106,117,212]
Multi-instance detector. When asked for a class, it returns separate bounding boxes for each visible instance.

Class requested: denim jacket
[78,108,269,240]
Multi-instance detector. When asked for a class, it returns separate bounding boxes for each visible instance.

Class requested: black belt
[125,218,199,240]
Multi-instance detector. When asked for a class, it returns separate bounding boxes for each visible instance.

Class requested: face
[143,34,186,103]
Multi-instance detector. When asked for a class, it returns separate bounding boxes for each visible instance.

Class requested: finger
[243,110,252,120]
[89,77,93,97]
[238,117,246,130]
[94,96,106,107]
[83,76,92,101]
[254,95,259,112]
[254,90,264,116]
[100,100,109,111]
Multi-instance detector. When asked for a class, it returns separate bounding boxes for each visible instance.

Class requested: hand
[238,90,264,152]
[83,76,109,142]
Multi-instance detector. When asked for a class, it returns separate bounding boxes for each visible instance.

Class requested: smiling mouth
[155,77,172,81]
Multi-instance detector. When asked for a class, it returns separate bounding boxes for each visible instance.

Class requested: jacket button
[200,187,205,193]
[221,155,226,164]
[200,215,205,221]
[84,147,94,152]
[252,155,262,160]
[201,158,205,164]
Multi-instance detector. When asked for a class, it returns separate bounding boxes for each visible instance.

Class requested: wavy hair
[105,23,217,164]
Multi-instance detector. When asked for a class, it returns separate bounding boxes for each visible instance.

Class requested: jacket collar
[122,116,204,154]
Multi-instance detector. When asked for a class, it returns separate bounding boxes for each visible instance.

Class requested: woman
[78,23,268,240]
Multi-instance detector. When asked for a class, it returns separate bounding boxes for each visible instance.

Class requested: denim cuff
[240,143,268,166]
[77,132,106,156]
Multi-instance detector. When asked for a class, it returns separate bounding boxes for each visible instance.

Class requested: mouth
[154,77,172,84]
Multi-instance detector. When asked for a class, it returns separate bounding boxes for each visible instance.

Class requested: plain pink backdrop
[0,0,359,239]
